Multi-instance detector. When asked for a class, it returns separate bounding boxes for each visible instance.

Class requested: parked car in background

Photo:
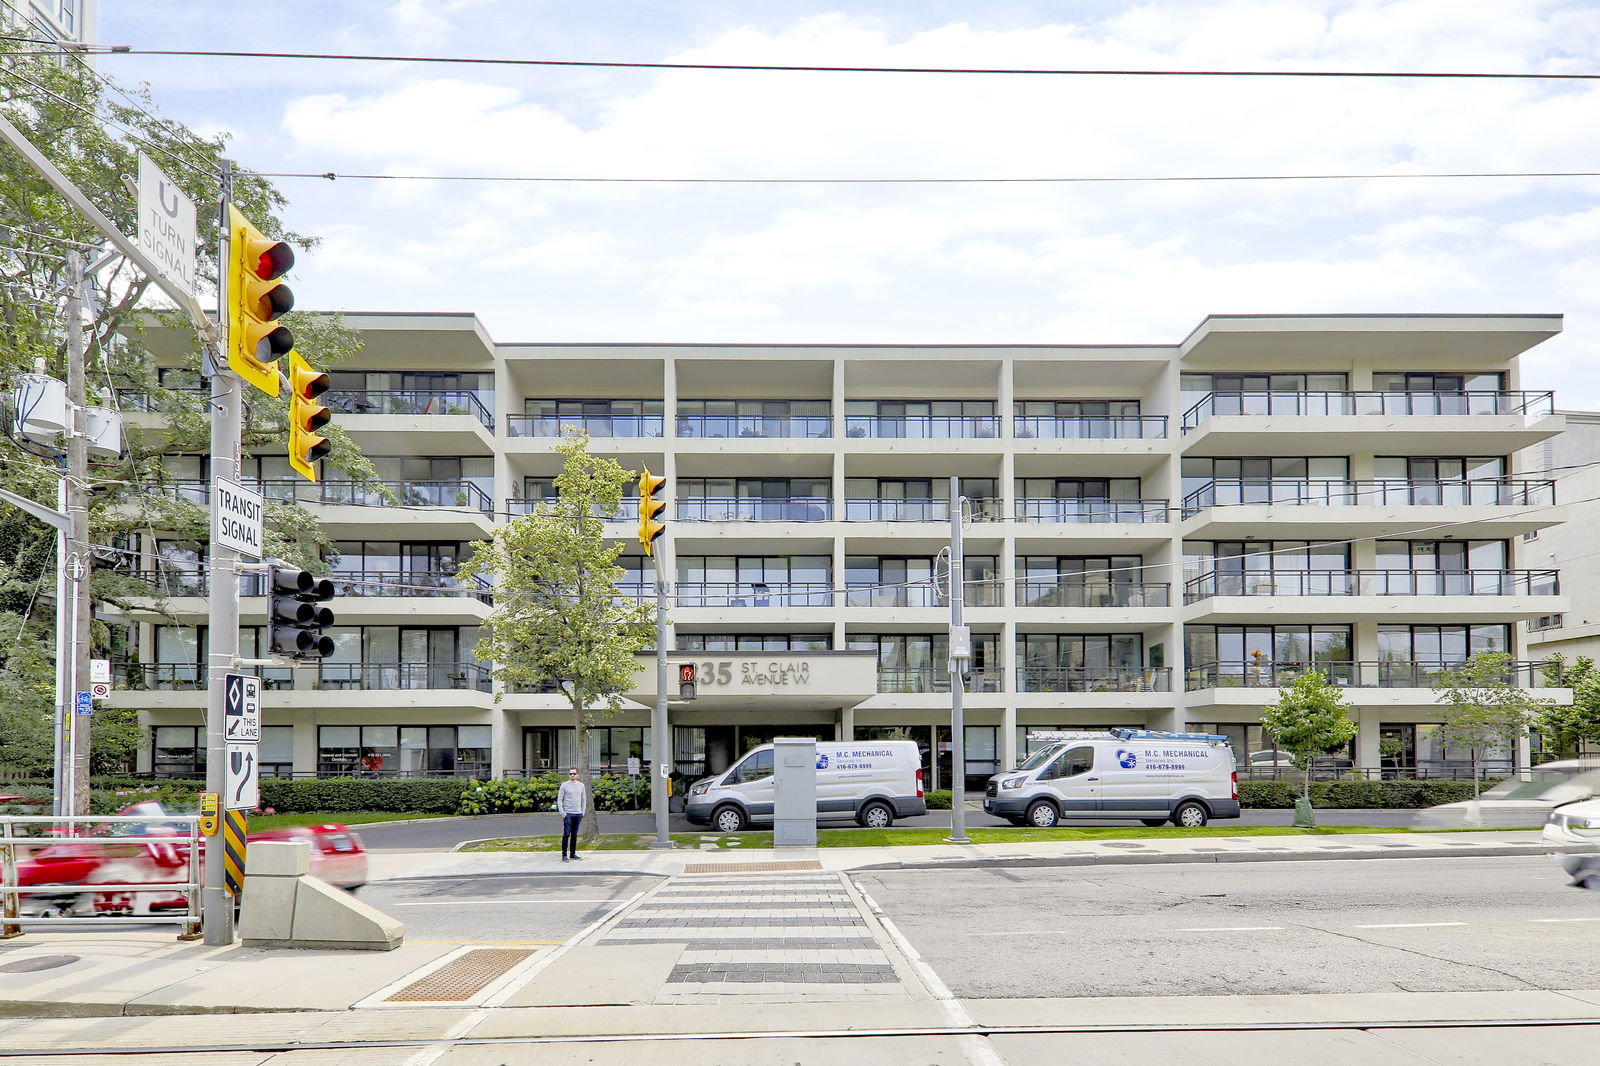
[1413,759,1600,829]
[1543,796,1600,890]
[1244,750,1354,779]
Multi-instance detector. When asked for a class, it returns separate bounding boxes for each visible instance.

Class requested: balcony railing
[675,415,830,439]
[1184,659,1558,690]
[674,581,834,607]
[675,497,832,522]
[1184,568,1560,602]
[1014,415,1167,440]
[504,497,632,522]
[114,661,493,692]
[111,567,492,602]
[1015,498,1171,523]
[326,389,494,430]
[1181,478,1556,515]
[877,669,1006,694]
[1015,581,1171,608]
[164,479,495,517]
[506,414,664,438]
[844,415,1001,439]
[1016,667,1172,693]
[1181,389,1556,431]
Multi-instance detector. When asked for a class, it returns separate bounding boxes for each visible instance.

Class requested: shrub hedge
[924,789,953,810]
[457,773,652,816]
[258,777,473,814]
[1237,778,1490,809]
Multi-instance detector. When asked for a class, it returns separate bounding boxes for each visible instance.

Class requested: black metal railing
[1181,389,1555,431]
[1181,478,1556,515]
[844,415,1001,439]
[1184,568,1559,602]
[675,415,830,439]
[675,497,833,522]
[326,389,494,430]
[1015,498,1171,523]
[112,661,493,692]
[1015,581,1171,608]
[876,669,1006,694]
[112,567,492,603]
[506,414,664,438]
[1184,659,1558,690]
[1014,415,1167,439]
[674,581,834,607]
[1015,667,1172,693]
[164,478,495,517]
[503,497,633,521]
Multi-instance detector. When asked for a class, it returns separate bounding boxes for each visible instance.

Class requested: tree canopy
[1261,670,1360,819]
[1433,651,1553,799]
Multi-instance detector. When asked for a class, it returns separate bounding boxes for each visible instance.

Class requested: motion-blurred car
[11,801,366,917]
[1413,759,1600,829]
[1543,796,1600,890]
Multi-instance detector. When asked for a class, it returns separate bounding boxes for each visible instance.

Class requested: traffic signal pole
[651,541,672,850]
[203,161,242,945]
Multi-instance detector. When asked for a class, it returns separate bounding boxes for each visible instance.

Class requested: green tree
[1261,671,1359,825]
[1535,655,1600,761]
[461,431,655,841]
[1432,651,1554,801]
[0,35,376,781]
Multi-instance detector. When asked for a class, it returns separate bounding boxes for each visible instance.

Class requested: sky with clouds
[96,1,1600,405]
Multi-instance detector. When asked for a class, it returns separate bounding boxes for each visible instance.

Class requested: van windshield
[1015,745,1065,772]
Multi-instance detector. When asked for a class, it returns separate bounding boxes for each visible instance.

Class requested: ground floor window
[153,725,204,778]
[526,727,654,776]
[318,725,491,777]
[260,726,293,777]
[1017,725,1115,761]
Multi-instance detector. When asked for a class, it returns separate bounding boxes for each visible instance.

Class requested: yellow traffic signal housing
[638,467,667,556]
[226,204,294,396]
[287,350,331,482]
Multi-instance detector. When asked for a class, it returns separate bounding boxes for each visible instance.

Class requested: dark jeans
[561,812,583,857]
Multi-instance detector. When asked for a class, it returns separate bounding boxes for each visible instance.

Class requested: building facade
[114,313,1573,787]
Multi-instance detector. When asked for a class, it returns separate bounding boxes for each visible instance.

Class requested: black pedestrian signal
[267,566,336,661]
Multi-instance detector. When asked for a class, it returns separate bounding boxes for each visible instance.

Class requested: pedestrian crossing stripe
[222,810,248,897]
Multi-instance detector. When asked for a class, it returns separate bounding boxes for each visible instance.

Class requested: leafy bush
[923,789,952,810]
[457,773,651,815]
[1238,778,1489,809]
[258,777,472,814]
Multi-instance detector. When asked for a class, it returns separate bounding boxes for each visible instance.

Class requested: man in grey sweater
[557,768,587,862]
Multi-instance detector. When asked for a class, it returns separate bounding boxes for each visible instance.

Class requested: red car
[10,801,366,918]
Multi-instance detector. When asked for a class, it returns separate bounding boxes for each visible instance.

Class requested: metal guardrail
[112,661,494,692]
[676,415,830,439]
[164,478,496,516]
[1,814,201,937]
[1016,668,1173,693]
[507,414,664,437]
[1016,581,1171,608]
[844,415,1001,438]
[1015,498,1172,523]
[1180,477,1557,514]
[1014,415,1168,439]
[326,389,495,430]
[1183,568,1560,602]
[1185,659,1559,690]
[675,497,833,522]
[1181,389,1556,430]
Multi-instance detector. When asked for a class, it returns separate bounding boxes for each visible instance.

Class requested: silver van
[984,729,1241,828]
[686,740,927,832]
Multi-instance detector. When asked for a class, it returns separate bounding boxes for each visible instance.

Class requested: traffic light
[287,351,331,483]
[267,566,336,662]
[678,662,697,701]
[226,204,294,397]
[637,467,666,556]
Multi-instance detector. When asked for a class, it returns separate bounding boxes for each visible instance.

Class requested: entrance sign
[137,153,198,299]
[224,672,261,743]
[212,479,263,559]
[90,658,111,683]
[226,743,259,811]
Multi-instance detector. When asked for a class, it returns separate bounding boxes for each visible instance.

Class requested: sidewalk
[0,828,1556,1025]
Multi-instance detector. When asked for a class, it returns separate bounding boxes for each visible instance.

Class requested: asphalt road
[358,871,661,944]
[352,805,1430,850]
[856,854,1598,1000]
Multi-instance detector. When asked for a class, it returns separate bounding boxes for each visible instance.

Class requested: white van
[984,729,1240,828]
[686,741,927,833]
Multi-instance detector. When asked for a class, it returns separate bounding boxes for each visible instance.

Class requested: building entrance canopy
[630,651,878,712]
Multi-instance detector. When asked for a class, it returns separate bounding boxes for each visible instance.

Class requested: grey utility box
[772,736,818,848]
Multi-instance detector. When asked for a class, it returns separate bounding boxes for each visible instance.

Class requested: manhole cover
[0,954,79,974]
[1101,842,1146,849]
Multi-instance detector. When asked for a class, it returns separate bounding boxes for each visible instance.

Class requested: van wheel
[857,801,894,829]
[712,805,748,833]
[1025,801,1060,828]
[1173,802,1208,828]
[1140,819,1167,827]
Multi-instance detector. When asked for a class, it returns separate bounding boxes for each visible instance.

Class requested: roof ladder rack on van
[1109,728,1231,744]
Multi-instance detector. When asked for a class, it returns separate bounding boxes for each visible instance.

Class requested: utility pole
[64,251,92,818]
[650,540,672,849]
[202,160,240,945]
[946,477,971,844]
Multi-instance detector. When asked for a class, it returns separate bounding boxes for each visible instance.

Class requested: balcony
[109,567,493,604]
[328,389,494,431]
[1016,580,1171,609]
[1015,498,1171,524]
[1015,415,1167,440]
[504,497,632,523]
[1184,569,1559,603]
[675,415,829,439]
[1184,659,1558,691]
[876,668,1005,694]
[675,582,833,608]
[1180,390,1562,456]
[1016,667,1172,693]
[844,415,1000,439]
[507,414,664,438]
[115,661,493,692]
[675,497,832,522]
[162,479,495,517]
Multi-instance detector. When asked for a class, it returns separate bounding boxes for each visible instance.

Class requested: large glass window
[849,632,999,692]
[1015,634,1142,691]
[679,633,831,651]
[677,555,831,606]
[1016,555,1151,606]
[1184,625,1352,685]
[153,725,204,778]
[317,724,491,777]
[677,399,829,438]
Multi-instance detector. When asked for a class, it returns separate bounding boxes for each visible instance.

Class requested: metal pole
[64,251,91,819]
[52,479,68,818]
[650,537,672,850]
[203,161,239,944]
[946,477,970,844]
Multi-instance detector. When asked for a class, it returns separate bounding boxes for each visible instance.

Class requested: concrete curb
[850,843,1553,872]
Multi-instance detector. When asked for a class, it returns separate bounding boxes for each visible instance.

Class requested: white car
[1413,759,1600,829]
[1543,796,1600,890]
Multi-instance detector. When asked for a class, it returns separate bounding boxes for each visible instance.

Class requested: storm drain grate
[384,947,533,1002]
[681,860,823,875]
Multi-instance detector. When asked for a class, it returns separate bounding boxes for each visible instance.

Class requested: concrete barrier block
[237,874,299,941]
[246,840,311,877]
[285,876,404,951]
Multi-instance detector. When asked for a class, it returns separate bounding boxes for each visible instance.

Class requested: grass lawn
[246,811,454,831]
[460,823,1413,853]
